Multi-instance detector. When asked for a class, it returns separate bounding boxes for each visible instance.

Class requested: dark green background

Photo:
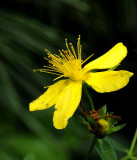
[0,0,137,159]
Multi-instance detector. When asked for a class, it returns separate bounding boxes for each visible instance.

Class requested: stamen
[69,43,77,59]
[44,57,50,61]
[43,66,60,73]
[53,74,65,81]
[34,69,61,75]
[35,36,84,81]
[82,53,94,65]
[44,86,48,89]
[40,71,61,75]
[77,35,81,60]
[63,50,74,61]
[65,38,74,59]
[59,49,68,61]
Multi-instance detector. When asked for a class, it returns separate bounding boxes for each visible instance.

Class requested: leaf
[106,124,126,135]
[105,136,129,153]
[100,105,107,118]
[108,118,118,128]
[86,116,95,127]
[95,139,117,160]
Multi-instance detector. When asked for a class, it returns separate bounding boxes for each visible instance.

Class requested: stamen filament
[65,38,75,59]
[77,35,81,60]
[53,74,65,81]
[82,53,94,65]
[69,43,77,59]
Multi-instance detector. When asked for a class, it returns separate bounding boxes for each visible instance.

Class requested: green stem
[83,84,95,111]
[120,128,137,160]
[129,128,137,156]
[120,155,130,160]
[121,156,137,160]
[85,136,97,160]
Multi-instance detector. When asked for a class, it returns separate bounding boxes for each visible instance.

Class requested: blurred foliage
[0,0,137,159]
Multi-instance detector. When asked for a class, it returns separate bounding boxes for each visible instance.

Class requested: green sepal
[95,139,117,160]
[86,116,96,127]
[100,105,107,118]
[106,124,127,135]
[108,118,118,128]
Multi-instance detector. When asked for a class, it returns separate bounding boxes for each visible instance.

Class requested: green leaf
[105,136,128,153]
[95,139,117,160]
[100,105,107,118]
[106,124,126,135]
[24,154,37,160]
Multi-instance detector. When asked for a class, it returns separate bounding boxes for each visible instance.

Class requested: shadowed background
[0,0,137,160]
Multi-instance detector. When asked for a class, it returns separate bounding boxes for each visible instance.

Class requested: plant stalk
[129,128,137,156]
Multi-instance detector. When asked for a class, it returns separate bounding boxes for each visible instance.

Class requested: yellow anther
[44,86,47,89]
[97,119,109,132]
[78,35,81,39]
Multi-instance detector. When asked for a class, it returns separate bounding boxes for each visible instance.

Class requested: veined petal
[83,43,127,73]
[53,80,82,129]
[29,79,70,111]
[83,70,133,93]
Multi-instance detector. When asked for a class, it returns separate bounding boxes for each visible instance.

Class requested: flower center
[33,35,94,82]
[45,49,83,81]
[61,59,83,81]
[34,36,83,81]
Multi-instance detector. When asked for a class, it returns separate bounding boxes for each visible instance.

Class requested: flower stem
[83,85,95,111]
[85,136,97,160]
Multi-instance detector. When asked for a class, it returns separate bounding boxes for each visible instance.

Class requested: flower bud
[95,119,109,138]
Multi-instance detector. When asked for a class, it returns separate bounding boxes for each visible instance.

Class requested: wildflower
[29,36,133,129]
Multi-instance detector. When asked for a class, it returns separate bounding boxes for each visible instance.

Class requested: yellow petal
[53,80,82,129]
[83,70,133,93]
[29,79,70,111]
[83,43,127,73]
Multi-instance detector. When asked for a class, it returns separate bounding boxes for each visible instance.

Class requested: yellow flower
[29,36,133,129]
